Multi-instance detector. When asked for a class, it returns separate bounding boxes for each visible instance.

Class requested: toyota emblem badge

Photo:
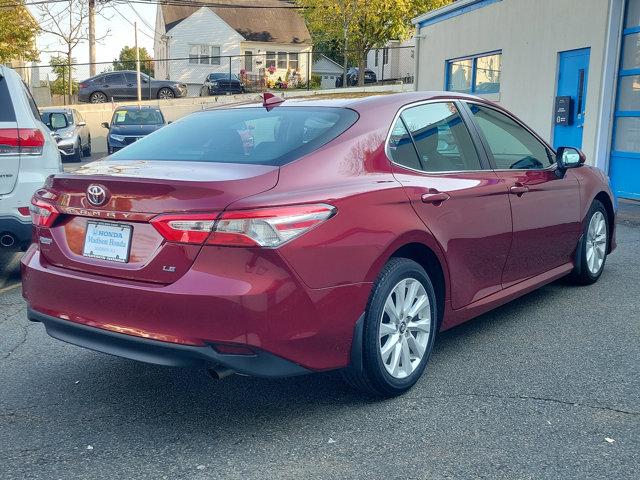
[86,184,109,207]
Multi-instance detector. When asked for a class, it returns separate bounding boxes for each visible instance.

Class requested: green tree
[0,2,40,64]
[113,46,154,77]
[298,0,452,85]
[48,56,78,95]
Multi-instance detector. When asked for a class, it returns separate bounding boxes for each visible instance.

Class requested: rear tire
[570,199,609,285]
[341,258,438,397]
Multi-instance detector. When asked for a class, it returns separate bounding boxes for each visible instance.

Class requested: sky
[28,2,157,67]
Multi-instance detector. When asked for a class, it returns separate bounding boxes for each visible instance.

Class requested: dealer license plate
[82,221,133,263]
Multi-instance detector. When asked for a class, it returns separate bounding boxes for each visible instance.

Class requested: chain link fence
[12,46,414,107]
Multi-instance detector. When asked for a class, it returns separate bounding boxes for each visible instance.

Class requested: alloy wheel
[586,211,607,275]
[90,92,107,103]
[158,88,175,99]
[379,278,431,379]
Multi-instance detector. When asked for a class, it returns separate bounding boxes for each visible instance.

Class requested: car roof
[40,107,72,113]
[220,91,489,112]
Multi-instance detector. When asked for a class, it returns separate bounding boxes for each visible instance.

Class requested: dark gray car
[78,71,187,103]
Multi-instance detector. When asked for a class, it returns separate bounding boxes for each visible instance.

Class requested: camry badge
[86,184,109,207]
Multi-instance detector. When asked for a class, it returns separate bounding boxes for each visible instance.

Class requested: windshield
[41,112,72,130]
[110,106,358,166]
[112,109,164,126]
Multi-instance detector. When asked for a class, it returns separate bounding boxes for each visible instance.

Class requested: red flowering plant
[267,65,276,75]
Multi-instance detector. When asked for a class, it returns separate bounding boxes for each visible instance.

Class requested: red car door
[388,101,512,310]
[464,103,582,287]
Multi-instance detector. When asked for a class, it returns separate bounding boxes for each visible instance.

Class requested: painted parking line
[0,283,21,295]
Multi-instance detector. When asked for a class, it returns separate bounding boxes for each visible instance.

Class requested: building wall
[415,0,612,164]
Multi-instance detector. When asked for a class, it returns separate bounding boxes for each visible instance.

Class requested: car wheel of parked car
[90,91,107,103]
[571,200,609,285]
[158,88,175,99]
[82,136,91,157]
[342,258,438,397]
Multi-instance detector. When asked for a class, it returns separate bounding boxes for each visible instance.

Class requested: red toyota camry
[22,92,616,397]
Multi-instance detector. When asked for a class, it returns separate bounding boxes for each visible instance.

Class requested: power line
[110,3,156,41]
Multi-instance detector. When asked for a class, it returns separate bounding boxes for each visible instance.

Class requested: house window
[277,52,287,69]
[446,51,501,94]
[266,51,276,69]
[289,53,299,70]
[189,45,221,65]
[245,50,252,72]
[383,47,389,65]
[375,50,379,67]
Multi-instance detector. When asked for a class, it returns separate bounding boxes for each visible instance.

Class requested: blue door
[610,0,640,200]
[553,48,591,150]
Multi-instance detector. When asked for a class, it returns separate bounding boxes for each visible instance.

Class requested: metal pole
[307,50,311,90]
[229,53,232,84]
[135,22,142,103]
[148,60,152,100]
[62,65,66,106]
[89,0,96,76]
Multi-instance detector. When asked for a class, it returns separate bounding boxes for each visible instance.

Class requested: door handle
[509,184,529,196]
[421,190,450,205]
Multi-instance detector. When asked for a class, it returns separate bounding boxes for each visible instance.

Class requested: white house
[154,0,313,95]
[411,0,639,200]
[312,54,343,89]
[366,39,415,84]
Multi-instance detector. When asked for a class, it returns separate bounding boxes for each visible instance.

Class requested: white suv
[0,65,62,250]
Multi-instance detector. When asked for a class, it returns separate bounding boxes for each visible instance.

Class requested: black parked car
[335,68,377,87]
[199,73,246,96]
[78,71,187,103]
[101,106,166,154]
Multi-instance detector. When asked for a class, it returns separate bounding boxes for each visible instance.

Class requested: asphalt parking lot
[1,220,639,479]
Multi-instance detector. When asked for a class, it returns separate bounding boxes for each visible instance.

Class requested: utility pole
[89,0,96,76]
[135,22,142,103]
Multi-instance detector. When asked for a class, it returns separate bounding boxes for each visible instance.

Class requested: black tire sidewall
[362,259,438,394]
[580,200,609,282]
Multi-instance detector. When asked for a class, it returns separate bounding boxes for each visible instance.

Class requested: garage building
[412,0,640,200]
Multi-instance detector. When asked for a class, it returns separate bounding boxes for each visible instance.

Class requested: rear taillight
[79,82,88,88]
[150,214,218,245]
[0,128,45,156]
[211,204,336,247]
[30,197,59,227]
[150,204,336,247]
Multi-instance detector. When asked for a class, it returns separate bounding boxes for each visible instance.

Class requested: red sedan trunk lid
[37,160,279,283]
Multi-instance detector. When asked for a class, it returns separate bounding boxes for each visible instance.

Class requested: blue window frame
[445,51,502,94]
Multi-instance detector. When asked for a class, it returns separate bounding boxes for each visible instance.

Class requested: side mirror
[101,122,110,129]
[556,146,585,172]
[78,121,86,127]
[167,121,172,124]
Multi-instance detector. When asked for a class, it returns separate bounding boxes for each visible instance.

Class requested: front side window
[110,107,358,166]
[446,52,501,94]
[398,102,482,172]
[468,104,553,170]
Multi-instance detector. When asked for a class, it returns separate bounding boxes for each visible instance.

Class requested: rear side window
[388,119,421,170]
[0,75,16,121]
[110,107,359,166]
[396,102,482,172]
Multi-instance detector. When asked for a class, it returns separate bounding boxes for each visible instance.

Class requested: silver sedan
[40,108,91,162]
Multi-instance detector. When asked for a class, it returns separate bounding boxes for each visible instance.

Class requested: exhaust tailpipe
[208,366,235,380]
[0,234,16,248]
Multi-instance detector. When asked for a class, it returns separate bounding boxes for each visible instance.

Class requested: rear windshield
[110,106,359,166]
[112,109,164,126]
[0,75,16,122]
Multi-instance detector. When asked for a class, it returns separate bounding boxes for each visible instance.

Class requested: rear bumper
[21,246,371,373]
[28,308,310,377]
[0,216,32,249]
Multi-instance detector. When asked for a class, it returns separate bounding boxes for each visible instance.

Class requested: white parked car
[0,65,62,250]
